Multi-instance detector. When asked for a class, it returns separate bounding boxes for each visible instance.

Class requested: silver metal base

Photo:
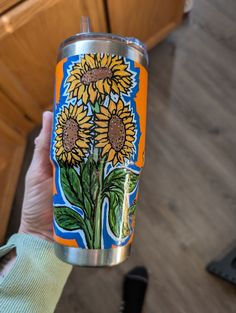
[54,243,131,267]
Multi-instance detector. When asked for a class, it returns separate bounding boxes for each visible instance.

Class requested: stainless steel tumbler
[50,24,148,266]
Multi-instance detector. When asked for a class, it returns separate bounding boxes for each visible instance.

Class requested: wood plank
[0,61,42,124]
[0,0,107,114]
[0,89,33,134]
[0,117,25,243]
[0,0,23,15]
[107,0,185,49]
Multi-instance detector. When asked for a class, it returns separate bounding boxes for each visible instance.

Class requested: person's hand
[19,111,53,241]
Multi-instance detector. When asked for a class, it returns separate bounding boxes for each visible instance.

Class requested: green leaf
[54,206,84,230]
[104,168,139,194]
[107,191,125,237]
[94,101,100,113]
[127,171,139,193]
[129,203,137,215]
[60,166,83,207]
[81,157,99,218]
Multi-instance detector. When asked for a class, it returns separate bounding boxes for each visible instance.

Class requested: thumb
[30,111,53,173]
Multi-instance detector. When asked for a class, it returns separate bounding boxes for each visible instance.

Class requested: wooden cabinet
[0,0,184,242]
[0,0,108,242]
[107,0,185,49]
[0,115,26,242]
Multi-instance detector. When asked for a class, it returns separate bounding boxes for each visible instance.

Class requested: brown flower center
[81,67,112,84]
[108,115,125,151]
[62,118,79,152]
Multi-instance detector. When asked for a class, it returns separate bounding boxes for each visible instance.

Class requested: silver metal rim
[54,243,131,267]
[58,32,148,68]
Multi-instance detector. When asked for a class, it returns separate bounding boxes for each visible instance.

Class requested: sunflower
[55,104,92,165]
[94,99,136,166]
[66,53,133,104]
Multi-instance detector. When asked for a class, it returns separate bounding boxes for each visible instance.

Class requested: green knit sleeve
[0,234,72,313]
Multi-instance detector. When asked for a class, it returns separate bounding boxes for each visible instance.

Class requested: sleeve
[0,233,72,313]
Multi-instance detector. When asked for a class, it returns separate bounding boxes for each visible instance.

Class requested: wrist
[19,224,53,242]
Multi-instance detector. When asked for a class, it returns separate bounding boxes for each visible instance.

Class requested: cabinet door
[107,0,185,49]
[0,117,26,243]
[0,0,107,121]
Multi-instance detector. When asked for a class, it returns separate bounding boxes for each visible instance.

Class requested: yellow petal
[124,141,133,148]
[81,123,93,129]
[117,153,124,163]
[56,146,64,156]
[82,91,88,103]
[55,141,62,148]
[102,143,112,156]
[56,135,62,141]
[61,112,67,121]
[108,100,116,114]
[72,153,81,161]
[117,100,124,112]
[76,140,89,148]
[95,133,108,141]
[56,128,63,134]
[107,148,116,161]
[62,154,66,162]
[73,88,78,97]
[107,55,113,67]
[67,153,72,163]
[77,85,85,99]
[96,80,104,94]
[126,129,135,136]
[126,135,134,142]
[67,75,76,82]
[100,106,111,117]
[96,141,108,148]
[117,83,125,92]
[68,79,80,92]
[123,117,132,124]
[96,127,108,133]
[76,105,84,116]
[80,115,91,124]
[95,120,108,127]
[101,54,108,67]
[112,155,118,166]
[114,70,131,77]
[111,81,119,94]
[89,84,97,103]
[104,81,110,94]
[125,123,135,130]
[77,110,87,122]
[69,104,74,113]
[96,113,109,120]
[119,112,130,119]
[78,131,90,139]
[85,54,95,68]
[112,64,127,71]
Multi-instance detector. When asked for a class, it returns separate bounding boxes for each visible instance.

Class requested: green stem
[83,218,93,249]
[93,156,105,249]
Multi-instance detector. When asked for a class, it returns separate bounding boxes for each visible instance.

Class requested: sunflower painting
[55,103,92,166]
[95,99,135,166]
[52,53,142,249]
[66,53,133,104]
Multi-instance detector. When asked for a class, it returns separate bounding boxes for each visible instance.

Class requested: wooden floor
[8,0,236,312]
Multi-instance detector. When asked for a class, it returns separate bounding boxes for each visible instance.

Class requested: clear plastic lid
[60,16,148,65]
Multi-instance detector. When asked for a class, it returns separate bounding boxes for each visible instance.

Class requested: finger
[31,111,53,171]
[34,111,53,153]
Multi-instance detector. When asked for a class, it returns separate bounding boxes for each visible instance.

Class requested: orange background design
[55,57,67,105]
[134,62,148,169]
